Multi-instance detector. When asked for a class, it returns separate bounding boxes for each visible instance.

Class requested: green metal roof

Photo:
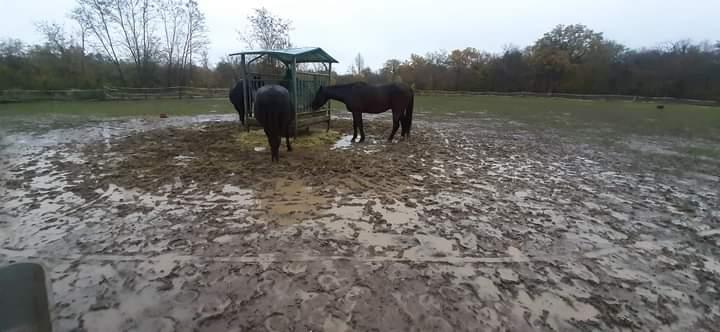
[229,47,338,64]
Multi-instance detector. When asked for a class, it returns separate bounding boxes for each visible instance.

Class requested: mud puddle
[332,135,354,149]
[256,178,331,226]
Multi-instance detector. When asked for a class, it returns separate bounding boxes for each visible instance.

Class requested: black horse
[311,82,414,142]
[228,75,262,124]
[254,85,294,162]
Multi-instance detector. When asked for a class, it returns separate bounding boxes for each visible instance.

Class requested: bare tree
[74,0,206,86]
[239,7,292,50]
[111,0,159,86]
[73,0,127,84]
[74,18,89,75]
[158,0,184,85]
[200,50,209,69]
[35,22,69,55]
[354,53,365,76]
[176,0,208,85]
[158,0,208,85]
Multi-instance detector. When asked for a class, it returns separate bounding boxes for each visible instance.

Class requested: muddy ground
[1,111,720,331]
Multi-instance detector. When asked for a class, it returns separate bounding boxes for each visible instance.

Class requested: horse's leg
[388,109,402,142]
[351,112,359,142]
[285,123,293,152]
[263,128,276,162]
[358,113,366,143]
[271,135,281,162]
[400,105,409,138]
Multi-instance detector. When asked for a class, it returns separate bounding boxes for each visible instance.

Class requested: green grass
[0,98,235,118]
[416,95,720,139]
[684,146,720,159]
[2,95,719,140]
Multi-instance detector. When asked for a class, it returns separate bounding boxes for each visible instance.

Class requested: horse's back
[382,82,412,96]
[255,85,291,112]
[354,82,411,97]
[361,82,412,107]
[254,85,293,127]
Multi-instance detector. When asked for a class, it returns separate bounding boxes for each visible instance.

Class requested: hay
[79,119,428,194]
[234,129,342,149]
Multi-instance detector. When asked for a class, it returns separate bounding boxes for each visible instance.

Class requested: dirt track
[1,111,720,331]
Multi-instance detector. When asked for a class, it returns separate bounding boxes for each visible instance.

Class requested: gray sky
[1,0,718,72]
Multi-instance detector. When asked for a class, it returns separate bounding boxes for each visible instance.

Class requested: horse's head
[311,86,328,110]
[251,74,263,89]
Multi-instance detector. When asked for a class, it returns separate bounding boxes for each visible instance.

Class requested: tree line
[340,25,720,100]
[1,4,719,101]
[1,0,211,90]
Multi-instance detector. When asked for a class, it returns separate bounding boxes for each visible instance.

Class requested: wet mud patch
[254,178,331,226]
[74,119,431,208]
[3,112,720,331]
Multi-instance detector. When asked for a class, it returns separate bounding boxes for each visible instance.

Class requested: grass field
[0,98,235,118]
[1,95,719,140]
[419,95,720,139]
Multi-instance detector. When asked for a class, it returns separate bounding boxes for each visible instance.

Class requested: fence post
[292,58,298,138]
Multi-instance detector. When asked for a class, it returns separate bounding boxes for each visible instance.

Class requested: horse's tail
[402,92,414,137]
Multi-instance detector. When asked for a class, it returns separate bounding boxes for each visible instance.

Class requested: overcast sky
[1,0,718,72]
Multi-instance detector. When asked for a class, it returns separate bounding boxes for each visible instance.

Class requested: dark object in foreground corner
[0,263,52,332]
[657,105,665,109]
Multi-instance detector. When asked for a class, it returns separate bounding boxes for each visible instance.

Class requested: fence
[103,86,229,100]
[0,89,105,102]
[2,86,718,107]
[0,86,230,103]
[415,90,720,106]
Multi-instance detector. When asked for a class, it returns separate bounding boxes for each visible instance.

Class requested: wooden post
[240,54,249,131]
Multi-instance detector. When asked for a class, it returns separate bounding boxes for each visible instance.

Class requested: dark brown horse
[311,82,414,142]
